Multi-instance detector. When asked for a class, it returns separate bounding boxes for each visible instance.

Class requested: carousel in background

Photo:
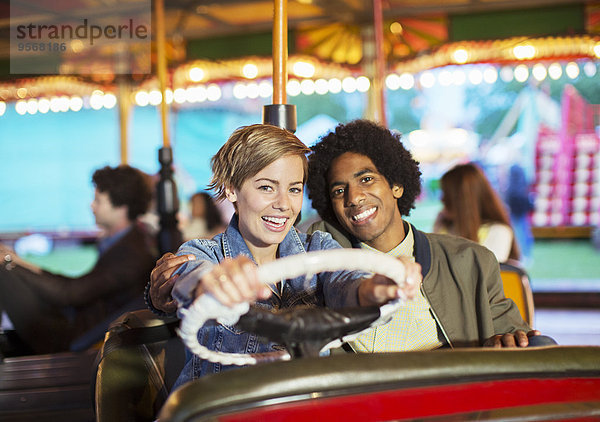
[0,1,599,239]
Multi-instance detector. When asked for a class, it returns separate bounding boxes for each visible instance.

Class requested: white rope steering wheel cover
[178,248,409,366]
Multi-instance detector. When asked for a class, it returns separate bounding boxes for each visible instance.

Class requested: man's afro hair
[307,119,421,224]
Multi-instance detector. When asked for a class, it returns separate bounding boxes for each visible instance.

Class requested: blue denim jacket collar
[221,214,307,263]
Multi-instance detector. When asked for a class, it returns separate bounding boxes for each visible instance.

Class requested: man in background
[0,165,157,354]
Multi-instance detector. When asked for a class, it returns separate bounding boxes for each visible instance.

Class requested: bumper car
[93,250,600,422]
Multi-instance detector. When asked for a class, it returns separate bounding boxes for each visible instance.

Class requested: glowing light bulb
[293,61,315,78]
[189,67,204,82]
[453,48,469,64]
[242,63,258,79]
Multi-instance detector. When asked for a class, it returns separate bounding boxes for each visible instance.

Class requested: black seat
[94,309,185,422]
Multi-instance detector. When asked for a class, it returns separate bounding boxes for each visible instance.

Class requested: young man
[0,165,157,354]
[148,120,554,349]
[306,119,552,349]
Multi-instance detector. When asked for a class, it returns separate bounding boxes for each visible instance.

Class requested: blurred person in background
[0,165,157,355]
[434,162,520,263]
[505,163,535,265]
[181,191,226,241]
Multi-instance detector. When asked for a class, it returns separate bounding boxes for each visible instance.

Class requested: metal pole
[156,0,170,148]
[263,0,296,132]
[155,0,182,253]
[118,79,129,164]
[373,0,387,127]
[273,0,287,105]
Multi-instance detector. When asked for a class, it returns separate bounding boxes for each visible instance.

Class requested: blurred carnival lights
[148,90,162,106]
[314,78,329,95]
[514,65,529,82]
[483,66,498,83]
[328,78,342,93]
[259,81,272,98]
[565,62,580,79]
[189,67,205,82]
[342,76,357,93]
[287,79,301,96]
[37,98,50,113]
[26,98,38,114]
[513,44,536,60]
[419,71,435,88]
[583,61,597,77]
[356,76,370,92]
[500,66,515,82]
[135,90,149,106]
[532,63,548,81]
[102,93,117,109]
[438,69,453,86]
[246,82,260,99]
[300,79,315,95]
[206,84,222,101]
[69,96,83,112]
[233,82,247,99]
[2,37,598,113]
[385,74,401,90]
[452,48,469,64]
[293,61,315,78]
[15,100,27,115]
[173,88,186,104]
[548,62,563,79]
[242,63,258,79]
[468,68,483,85]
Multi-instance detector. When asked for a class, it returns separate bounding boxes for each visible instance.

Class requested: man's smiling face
[327,152,406,252]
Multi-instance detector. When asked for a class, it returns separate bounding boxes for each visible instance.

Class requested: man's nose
[345,184,365,207]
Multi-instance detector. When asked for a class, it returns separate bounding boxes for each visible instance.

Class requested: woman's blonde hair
[208,124,310,202]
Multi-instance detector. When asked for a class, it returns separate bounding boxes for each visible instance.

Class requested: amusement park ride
[532,85,600,236]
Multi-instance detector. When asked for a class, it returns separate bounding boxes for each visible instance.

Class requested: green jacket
[308,220,530,347]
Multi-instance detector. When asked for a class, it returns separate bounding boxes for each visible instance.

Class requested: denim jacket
[172,215,366,384]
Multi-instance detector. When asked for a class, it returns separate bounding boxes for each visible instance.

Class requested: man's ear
[114,204,130,223]
[225,186,237,203]
[392,184,404,199]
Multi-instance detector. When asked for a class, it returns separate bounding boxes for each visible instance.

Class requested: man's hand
[194,256,272,307]
[149,252,196,313]
[358,257,422,306]
[483,329,541,348]
[0,243,43,274]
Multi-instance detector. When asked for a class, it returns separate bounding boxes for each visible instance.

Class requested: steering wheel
[178,249,409,366]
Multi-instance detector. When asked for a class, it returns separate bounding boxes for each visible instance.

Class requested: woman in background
[434,162,520,263]
[181,191,226,241]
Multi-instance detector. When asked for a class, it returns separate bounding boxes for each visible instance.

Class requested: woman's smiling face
[226,154,304,259]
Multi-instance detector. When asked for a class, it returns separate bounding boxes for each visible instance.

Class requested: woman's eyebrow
[255,177,278,184]
[255,178,303,186]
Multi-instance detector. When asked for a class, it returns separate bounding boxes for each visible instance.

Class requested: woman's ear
[225,186,237,203]
[392,184,404,199]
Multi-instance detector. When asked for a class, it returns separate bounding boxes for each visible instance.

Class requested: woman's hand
[195,256,272,307]
[358,256,422,306]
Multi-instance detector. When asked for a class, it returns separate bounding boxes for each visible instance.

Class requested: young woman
[434,162,520,263]
[169,124,422,384]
